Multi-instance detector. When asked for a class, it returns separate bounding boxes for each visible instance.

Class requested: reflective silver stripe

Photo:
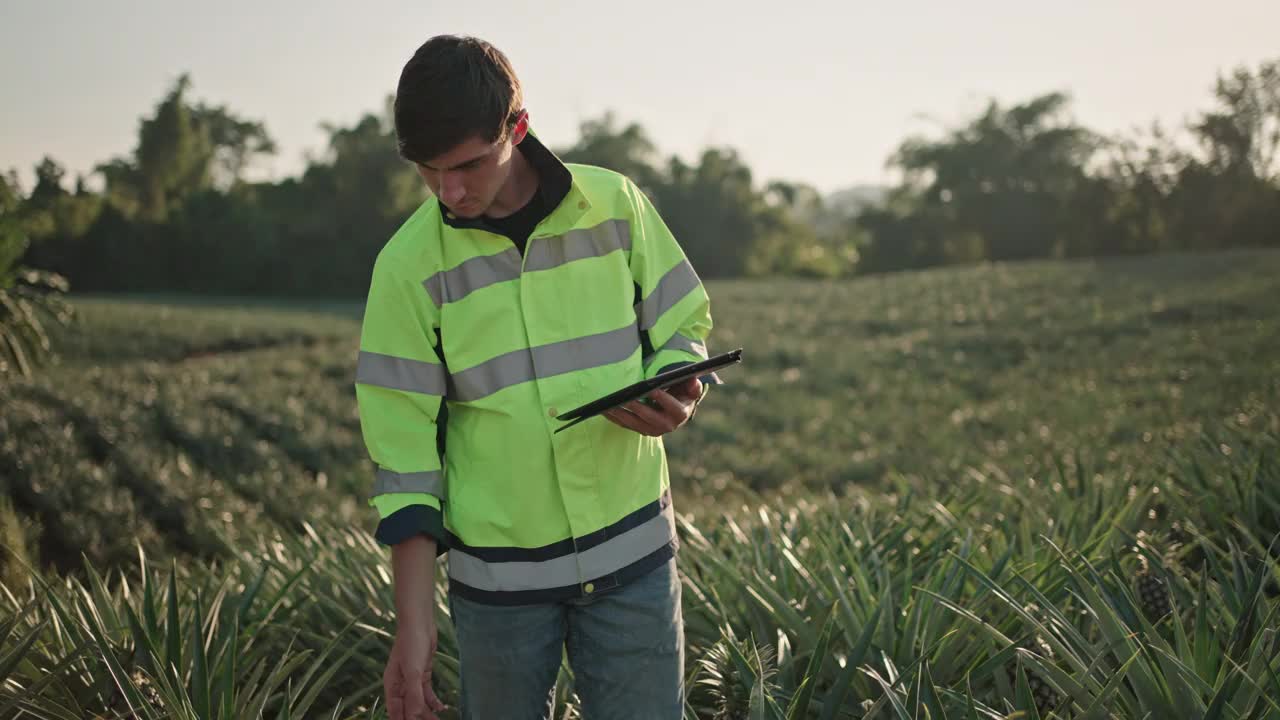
[448,502,676,591]
[373,469,445,497]
[356,350,447,396]
[524,219,631,272]
[644,333,722,384]
[637,259,700,331]
[422,247,521,306]
[656,332,708,360]
[449,323,640,401]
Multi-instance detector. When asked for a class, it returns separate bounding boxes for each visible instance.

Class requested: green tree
[97,74,275,221]
[755,181,858,277]
[195,102,277,189]
[653,148,759,277]
[556,112,663,192]
[131,74,214,220]
[0,170,23,216]
[259,96,425,295]
[854,188,954,273]
[891,92,1097,261]
[858,92,1101,270]
[1176,58,1280,248]
[29,157,68,206]
[1193,59,1280,181]
[1092,123,1185,255]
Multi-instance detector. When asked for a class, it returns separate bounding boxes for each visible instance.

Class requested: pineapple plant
[0,221,73,378]
[1004,632,1064,717]
[693,633,780,720]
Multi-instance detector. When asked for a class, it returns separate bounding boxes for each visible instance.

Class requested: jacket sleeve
[623,177,723,389]
[354,254,449,553]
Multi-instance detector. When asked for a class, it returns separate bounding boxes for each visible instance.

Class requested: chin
[449,202,488,219]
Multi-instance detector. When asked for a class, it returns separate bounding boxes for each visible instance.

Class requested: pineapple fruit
[1135,553,1173,622]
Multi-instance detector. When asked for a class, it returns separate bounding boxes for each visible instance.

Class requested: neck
[486,145,539,218]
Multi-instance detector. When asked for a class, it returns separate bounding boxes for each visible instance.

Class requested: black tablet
[553,349,742,433]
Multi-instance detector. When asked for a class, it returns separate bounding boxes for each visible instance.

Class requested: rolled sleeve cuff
[373,504,449,556]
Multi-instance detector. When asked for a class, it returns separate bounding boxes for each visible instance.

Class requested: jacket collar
[439,130,575,233]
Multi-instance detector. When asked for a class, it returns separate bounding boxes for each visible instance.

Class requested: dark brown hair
[393,35,524,164]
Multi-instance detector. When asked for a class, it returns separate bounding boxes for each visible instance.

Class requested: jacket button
[584,582,595,594]
[548,407,558,418]
[577,200,587,210]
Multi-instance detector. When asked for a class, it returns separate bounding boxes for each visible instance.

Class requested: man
[354,35,720,720]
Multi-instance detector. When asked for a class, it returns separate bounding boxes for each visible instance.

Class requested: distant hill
[824,185,888,217]
[797,184,888,235]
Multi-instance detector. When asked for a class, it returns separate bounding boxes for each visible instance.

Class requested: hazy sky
[4,0,1279,195]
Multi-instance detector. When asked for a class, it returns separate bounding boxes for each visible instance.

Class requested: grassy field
[3,249,1277,575]
[2,249,1279,717]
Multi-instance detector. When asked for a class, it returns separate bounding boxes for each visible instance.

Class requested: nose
[440,172,465,205]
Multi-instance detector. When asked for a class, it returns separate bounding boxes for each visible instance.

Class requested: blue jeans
[447,557,684,720]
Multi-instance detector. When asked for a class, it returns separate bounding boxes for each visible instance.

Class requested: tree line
[2,58,1278,299]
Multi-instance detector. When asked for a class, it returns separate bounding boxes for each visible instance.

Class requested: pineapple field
[2,249,1279,718]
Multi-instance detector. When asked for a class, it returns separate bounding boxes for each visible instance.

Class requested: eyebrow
[421,151,491,172]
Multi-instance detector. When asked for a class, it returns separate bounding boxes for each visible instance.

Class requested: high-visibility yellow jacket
[354,132,719,605]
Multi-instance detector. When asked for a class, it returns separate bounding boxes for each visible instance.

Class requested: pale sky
[3,0,1279,195]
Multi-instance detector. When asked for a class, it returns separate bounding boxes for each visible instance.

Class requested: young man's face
[416,114,529,218]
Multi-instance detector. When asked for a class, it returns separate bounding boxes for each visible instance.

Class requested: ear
[511,109,530,144]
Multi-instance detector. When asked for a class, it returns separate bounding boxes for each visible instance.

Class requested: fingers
[386,664,444,720]
[671,377,702,401]
[604,406,658,435]
[649,388,695,415]
[628,396,672,426]
[424,673,447,713]
[404,671,427,719]
[603,391,692,436]
[605,403,663,435]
